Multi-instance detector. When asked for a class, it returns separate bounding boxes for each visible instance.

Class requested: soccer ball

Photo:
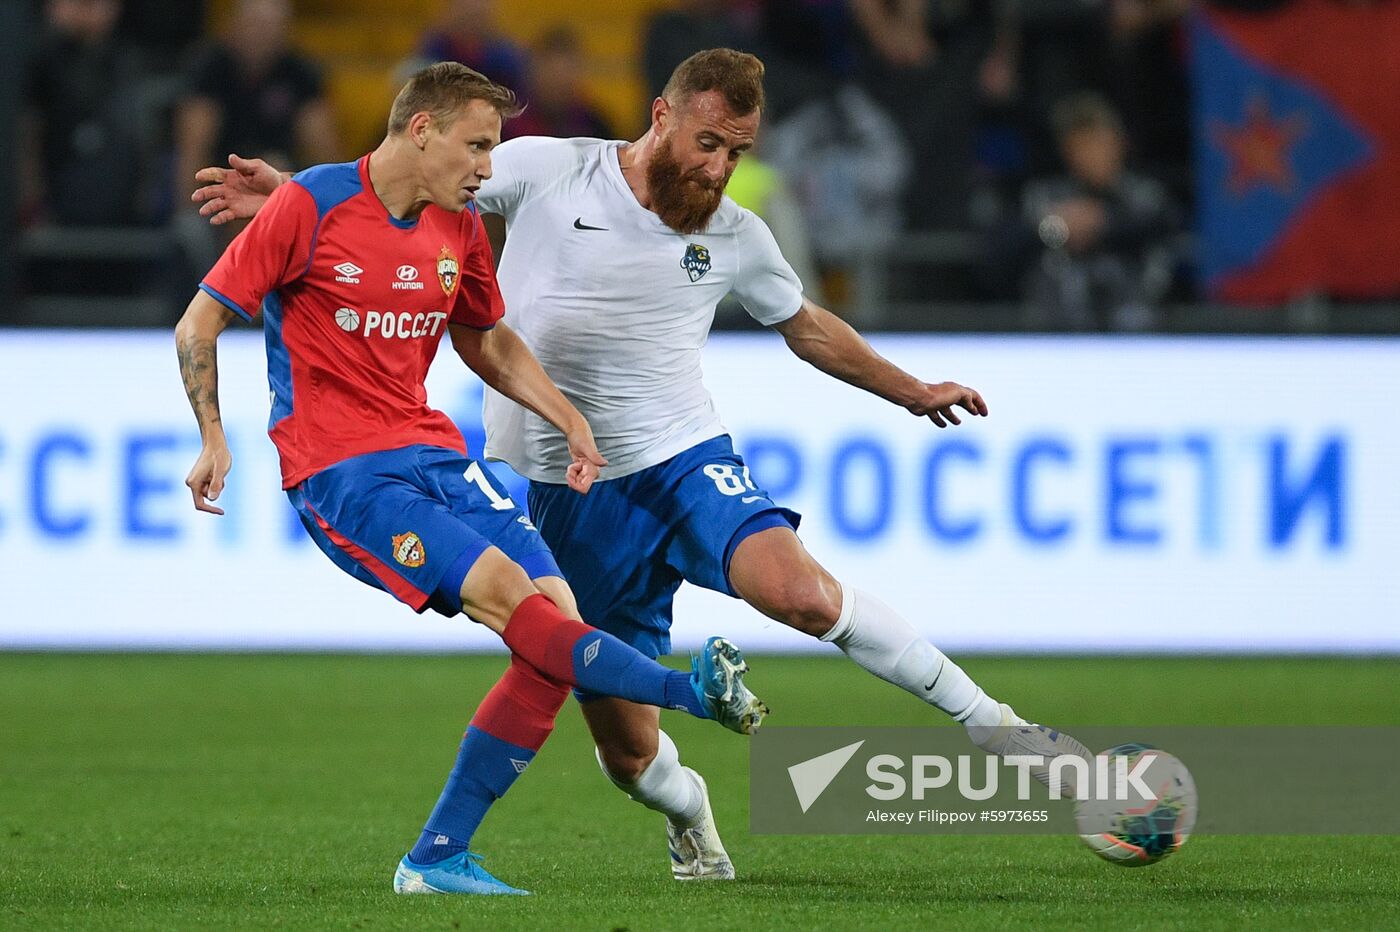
[1074,743,1197,867]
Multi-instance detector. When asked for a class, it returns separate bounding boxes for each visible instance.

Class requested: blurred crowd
[644,0,1194,328]
[11,0,1354,329]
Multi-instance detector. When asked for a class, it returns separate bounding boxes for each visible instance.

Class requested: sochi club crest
[392,532,426,568]
[681,243,711,282]
[436,246,460,296]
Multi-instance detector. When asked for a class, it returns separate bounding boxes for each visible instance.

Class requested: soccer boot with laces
[666,768,736,881]
[691,636,769,735]
[967,702,1094,799]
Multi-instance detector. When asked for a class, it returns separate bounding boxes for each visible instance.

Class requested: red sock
[411,652,570,861]
[469,653,570,750]
[499,593,593,688]
[499,593,702,716]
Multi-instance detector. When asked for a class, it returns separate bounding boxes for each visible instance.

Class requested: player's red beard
[647,135,726,234]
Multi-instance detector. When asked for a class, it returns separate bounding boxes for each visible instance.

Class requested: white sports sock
[820,585,1003,729]
[596,729,705,827]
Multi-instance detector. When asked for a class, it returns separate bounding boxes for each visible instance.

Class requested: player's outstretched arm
[448,322,608,492]
[175,291,239,513]
[774,298,989,428]
[191,154,290,225]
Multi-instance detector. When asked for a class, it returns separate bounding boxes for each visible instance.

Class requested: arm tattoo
[177,334,222,435]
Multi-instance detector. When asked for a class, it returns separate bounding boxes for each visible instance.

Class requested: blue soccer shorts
[289,444,561,617]
[526,434,800,663]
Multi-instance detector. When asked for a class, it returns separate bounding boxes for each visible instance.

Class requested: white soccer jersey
[474,136,804,483]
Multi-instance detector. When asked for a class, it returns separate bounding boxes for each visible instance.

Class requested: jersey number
[464,461,516,511]
[703,463,757,497]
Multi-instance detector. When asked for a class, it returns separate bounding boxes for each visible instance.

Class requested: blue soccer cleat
[691,636,769,735]
[392,850,530,895]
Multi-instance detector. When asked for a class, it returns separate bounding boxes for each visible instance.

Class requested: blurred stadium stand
[272,0,650,152]
[6,0,1400,333]
[0,1,23,312]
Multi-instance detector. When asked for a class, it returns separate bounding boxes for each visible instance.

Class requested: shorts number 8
[703,463,757,497]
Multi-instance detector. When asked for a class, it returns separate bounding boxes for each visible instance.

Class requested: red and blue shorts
[289,444,561,616]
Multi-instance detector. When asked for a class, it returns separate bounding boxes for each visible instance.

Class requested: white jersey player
[477,133,803,484]
[193,48,1092,885]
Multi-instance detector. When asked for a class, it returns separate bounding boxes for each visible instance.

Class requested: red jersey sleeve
[199,182,317,320]
[449,209,506,330]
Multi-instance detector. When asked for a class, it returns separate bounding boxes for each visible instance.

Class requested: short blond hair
[661,48,765,115]
[387,61,521,135]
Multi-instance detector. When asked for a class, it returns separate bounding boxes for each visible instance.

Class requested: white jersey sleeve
[731,211,805,326]
[475,136,605,221]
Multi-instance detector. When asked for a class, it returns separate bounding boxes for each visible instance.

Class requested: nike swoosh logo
[924,659,946,692]
[573,217,608,231]
[740,495,765,504]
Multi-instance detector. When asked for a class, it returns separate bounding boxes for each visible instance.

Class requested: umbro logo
[333,262,363,284]
[573,217,608,231]
[583,638,602,667]
[510,758,529,773]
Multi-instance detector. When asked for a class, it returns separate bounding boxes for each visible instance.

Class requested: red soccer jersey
[200,154,503,488]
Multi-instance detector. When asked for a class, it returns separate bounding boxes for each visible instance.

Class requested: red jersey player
[173,63,767,896]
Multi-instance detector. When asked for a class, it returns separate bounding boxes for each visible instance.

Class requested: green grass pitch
[3,653,1398,930]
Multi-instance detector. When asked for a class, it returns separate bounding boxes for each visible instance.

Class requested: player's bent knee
[458,547,544,634]
[533,574,581,621]
[597,740,659,784]
[771,575,842,638]
[731,529,840,636]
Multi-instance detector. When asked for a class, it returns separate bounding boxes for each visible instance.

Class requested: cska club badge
[392,531,426,568]
[436,246,460,296]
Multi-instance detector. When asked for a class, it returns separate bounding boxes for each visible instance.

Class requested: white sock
[820,585,1003,729]
[596,729,705,827]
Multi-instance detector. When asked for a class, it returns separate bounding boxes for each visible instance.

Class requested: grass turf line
[2,654,1398,930]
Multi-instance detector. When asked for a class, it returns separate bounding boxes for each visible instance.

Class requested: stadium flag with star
[1190,1,1400,303]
